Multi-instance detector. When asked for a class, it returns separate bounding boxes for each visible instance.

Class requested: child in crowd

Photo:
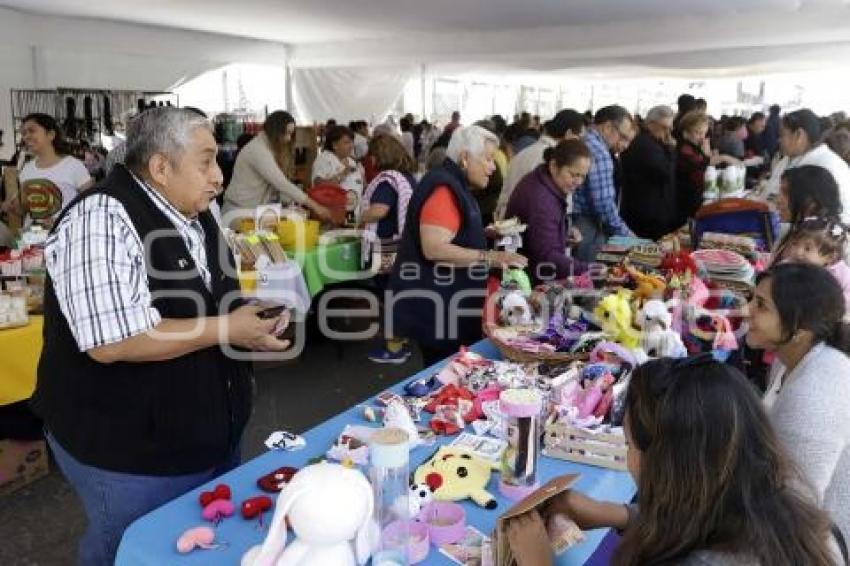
[775,217,850,317]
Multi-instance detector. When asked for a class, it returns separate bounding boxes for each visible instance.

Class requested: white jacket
[766,144,850,223]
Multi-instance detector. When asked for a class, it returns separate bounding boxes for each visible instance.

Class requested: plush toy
[408,482,435,516]
[593,290,639,349]
[502,268,532,294]
[623,264,666,305]
[414,446,499,510]
[242,462,375,566]
[637,300,687,358]
[500,290,533,327]
[687,309,739,361]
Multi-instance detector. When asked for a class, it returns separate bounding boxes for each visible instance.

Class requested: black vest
[31,166,252,475]
[389,159,487,348]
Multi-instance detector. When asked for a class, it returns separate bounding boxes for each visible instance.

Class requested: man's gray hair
[446,125,499,163]
[124,107,211,176]
[646,105,675,124]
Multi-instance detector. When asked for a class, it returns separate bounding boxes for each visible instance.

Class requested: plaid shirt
[45,174,210,352]
[572,129,633,237]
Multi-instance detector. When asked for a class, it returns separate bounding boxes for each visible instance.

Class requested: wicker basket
[484,322,590,364]
[542,422,628,471]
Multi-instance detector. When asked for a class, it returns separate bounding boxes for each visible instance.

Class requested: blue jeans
[47,432,240,566]
[573,215,609,262]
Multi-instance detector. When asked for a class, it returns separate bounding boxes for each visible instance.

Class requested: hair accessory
[199,483,231,507]
[241,496,274,528]
[176,526,228,554]
[202,499,235,525]
[265,430,306,451]
[257,466,299,493]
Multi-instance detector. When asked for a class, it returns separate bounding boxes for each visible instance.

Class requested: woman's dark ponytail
[827,321,850,355]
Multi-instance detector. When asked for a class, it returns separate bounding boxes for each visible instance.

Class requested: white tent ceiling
[3,0,850,75]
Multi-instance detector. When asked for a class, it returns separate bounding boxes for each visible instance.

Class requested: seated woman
[505,139,591,285]
[312,125,366,224]
[389,126,526,367]
[507,356,841,566]
[222,110,331,225]
[747,262,850,541]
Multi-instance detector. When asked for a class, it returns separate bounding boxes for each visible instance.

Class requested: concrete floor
[0,336,420,565]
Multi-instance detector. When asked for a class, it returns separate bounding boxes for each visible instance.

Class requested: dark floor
[0,336,420,566]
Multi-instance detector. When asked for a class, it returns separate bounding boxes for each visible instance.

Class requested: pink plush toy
[578,374,615,418]
[177,526,224,554]
[202,499,235,523]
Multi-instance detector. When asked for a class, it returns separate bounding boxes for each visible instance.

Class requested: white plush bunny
[637,299,687,359]
[242,462,375,566]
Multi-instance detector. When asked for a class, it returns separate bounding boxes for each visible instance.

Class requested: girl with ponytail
[746,262,850,541]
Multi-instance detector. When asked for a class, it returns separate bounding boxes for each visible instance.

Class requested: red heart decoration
[198,483,232,507]
[213,484,232,501]
[257,467,298,493]
[241,496,273,519]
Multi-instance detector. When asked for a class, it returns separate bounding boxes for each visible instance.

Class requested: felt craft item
[404,375,439,397]
[176,526,227,554]
[199,483,232,507]
[241,496,274,520]
[417,502,467,546]
[413,446,499,509]
[202,499,235,523]
[424,385,475,417]
[257,466,299,493]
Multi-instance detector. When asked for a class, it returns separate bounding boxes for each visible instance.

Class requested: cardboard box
[0,438,48,497]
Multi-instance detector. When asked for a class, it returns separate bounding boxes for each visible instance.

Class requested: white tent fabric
[0,5,288,159]
[2,0,850,157]
[291,66,417,124]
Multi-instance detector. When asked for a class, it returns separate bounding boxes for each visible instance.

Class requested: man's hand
[226,305,290,352]
[491,251,528,269]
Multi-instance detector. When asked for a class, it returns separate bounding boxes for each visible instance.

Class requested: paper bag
[491,474,581,566]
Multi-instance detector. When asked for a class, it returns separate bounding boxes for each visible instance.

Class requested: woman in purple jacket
[506,139,592,284]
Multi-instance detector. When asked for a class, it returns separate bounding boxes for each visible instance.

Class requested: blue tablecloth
[116,340,636,566]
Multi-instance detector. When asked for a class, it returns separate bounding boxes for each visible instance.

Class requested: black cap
[545,109,585,139]
[783,109,821,145]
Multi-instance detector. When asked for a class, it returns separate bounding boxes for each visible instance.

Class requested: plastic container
[276,219,320,251]
[370,427,411,566]
[499,389,543,500]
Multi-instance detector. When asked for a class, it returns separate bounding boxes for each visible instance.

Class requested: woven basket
[484,322,590,364]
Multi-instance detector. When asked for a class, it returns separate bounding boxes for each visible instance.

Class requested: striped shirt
[45,174,210,352]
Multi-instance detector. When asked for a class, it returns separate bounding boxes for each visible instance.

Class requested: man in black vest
[31,107,289,566]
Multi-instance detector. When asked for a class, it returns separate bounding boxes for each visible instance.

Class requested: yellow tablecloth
[0,316,43,405]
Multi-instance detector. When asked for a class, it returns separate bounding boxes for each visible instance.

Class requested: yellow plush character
[594,290,640,349]
[414,447,499,510]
